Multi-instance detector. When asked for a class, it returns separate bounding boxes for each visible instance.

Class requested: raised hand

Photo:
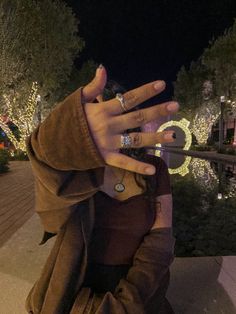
[82,66,179,175]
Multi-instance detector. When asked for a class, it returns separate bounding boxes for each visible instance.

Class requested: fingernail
[154,80,165,91]
[167,102,179,112]
[96,64,103,76]
[164,133,175,140]
[145,167,156,175]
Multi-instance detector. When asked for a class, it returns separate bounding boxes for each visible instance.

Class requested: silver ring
[116,93,128,112]
[121,133,132,148]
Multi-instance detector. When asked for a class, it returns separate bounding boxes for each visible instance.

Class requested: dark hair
[103,80,126,101]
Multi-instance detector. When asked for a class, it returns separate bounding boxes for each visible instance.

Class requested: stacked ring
[121,133,132,148]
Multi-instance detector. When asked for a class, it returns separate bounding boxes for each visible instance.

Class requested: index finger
[105,80,166,115]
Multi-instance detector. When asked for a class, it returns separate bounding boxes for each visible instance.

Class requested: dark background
[64,0,236,101]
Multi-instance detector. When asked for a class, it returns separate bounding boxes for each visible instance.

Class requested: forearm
[152,194,173,229]
[124,228,175,303]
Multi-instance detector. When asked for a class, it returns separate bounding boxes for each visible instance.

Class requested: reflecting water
[162,152,236,257]
[164,152,236,199]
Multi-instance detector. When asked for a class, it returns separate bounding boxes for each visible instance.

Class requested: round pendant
[114,183,125,193]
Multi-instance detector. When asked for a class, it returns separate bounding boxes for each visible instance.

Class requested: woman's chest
[99,167,145,201]
[94,192,154,228]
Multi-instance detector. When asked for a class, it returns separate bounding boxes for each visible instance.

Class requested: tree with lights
[191,103,220,145]
[202,20,236,146]
[174,61,212,121]
[0,0,84,101]
[175,62,218,145]
[0,82,39,152]
[175,19,236,145]
[202,20,236,101]
[0,0,84,152]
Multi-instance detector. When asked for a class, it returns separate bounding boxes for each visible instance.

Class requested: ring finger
[108,130,176,150]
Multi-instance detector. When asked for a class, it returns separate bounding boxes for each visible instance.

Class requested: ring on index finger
[116,93,128,112]
[121,133,132,148]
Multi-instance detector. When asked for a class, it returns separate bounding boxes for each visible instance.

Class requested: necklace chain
[114,169,126,193]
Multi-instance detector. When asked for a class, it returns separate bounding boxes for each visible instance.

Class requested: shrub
[0,149,10,173]
[172,174,236,257]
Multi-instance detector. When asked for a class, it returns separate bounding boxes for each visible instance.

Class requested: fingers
[99,130,175,151]
[104,151,156,175]
[111,131,176,149]
[105,80,166,114]
[82,65,107,103]
[110,101,179,133]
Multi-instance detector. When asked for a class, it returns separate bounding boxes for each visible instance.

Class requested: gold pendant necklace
[114,169,126,193]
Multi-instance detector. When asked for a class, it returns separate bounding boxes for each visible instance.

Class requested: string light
[169,156,192,176]
[156,118,192,151]
[155,118,192,176]
[190,158,218,189]
[191,105,220,145]
[0,82,39,152]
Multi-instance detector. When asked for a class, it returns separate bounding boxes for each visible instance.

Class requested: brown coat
[25,88,175,314]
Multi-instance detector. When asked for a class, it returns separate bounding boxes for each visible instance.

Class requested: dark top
[90,191,155,265]
[84,156,171,293]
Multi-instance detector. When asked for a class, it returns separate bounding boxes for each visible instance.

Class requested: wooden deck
[0,161,34,247]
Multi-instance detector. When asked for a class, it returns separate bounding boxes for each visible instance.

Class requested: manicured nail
[96,64,103,76]
[145,167,156,175]
[164,133,175,140]
[154,80,165,91]
[167,102,179,112]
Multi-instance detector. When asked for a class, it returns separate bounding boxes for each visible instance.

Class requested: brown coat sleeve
[27,88,105,233]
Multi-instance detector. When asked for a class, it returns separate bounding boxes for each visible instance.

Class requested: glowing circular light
[155,118,192,176]
[168,156,192,176]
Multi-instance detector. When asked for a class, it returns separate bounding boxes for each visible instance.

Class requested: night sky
[65,0,236,102]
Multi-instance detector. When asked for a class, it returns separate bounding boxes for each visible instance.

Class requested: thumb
[82,65,107,103]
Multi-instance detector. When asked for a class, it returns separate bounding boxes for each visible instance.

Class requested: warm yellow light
[169,156,192,176]
[155,118,192,176]
[192,106,220,145]
[1,82,39,152]
[190,158,218,189]
[156,118,192,152]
